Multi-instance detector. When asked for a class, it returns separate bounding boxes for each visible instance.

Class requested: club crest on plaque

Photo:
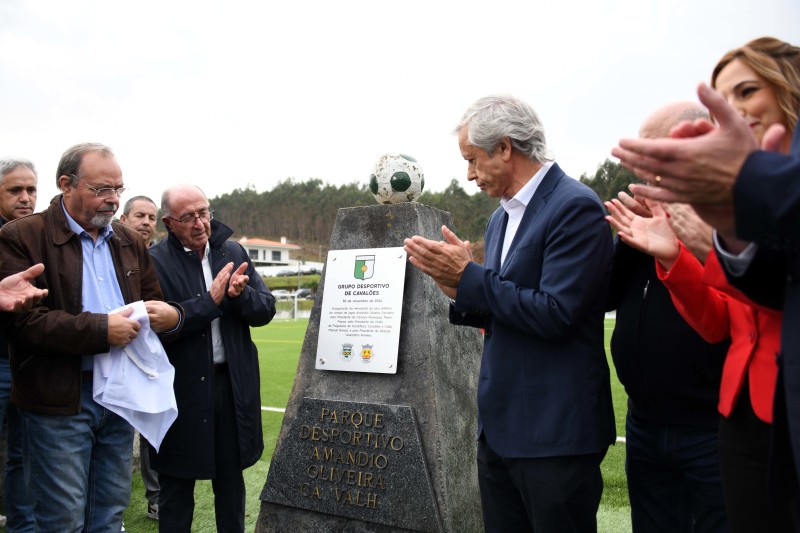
[361,344,374,364]
[340,343,353,362]
[354,255,375,280]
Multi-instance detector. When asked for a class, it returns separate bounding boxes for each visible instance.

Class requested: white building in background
[239,236,300,270]
[239,236,325,277]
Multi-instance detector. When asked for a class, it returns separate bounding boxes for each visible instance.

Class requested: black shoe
[147,503,159,520]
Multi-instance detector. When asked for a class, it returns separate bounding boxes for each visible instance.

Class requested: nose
[726,95,746,116]
[19,191,30,203]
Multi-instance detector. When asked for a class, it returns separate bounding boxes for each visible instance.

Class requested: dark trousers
[158,371,245,533]
[718,384,794,533]
[477,434,605,533]
[139,434,160,507]
[625,410,728,533]
[769,367,800,532]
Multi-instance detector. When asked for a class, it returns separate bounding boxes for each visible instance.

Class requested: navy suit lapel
[495,211,509,269]
[500,163,564,274]
[484,209,507,272]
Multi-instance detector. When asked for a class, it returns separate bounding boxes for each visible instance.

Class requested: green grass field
[120,318,631,532]
[599,319,632,533]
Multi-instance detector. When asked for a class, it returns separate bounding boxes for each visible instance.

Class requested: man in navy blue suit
[405,95,615,532]
[613,83,800,528]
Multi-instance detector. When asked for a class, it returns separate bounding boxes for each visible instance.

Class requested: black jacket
[607,239,728,426]
[149,219,275,478]
[0,217,8,360]
[726,127,800,494]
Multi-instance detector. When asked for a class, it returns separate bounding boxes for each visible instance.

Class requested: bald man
[607,102,730,533]
[148,184,275,532]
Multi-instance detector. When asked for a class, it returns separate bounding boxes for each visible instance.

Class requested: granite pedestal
[257,203,484,532]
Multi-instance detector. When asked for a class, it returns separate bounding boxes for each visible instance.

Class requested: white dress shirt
[198,244,227,364]
[499,161,554,266]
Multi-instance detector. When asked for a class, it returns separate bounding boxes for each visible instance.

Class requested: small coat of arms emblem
[340,343,353,362]
[361,344,374,364]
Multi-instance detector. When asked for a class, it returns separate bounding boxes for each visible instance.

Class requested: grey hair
[55,143,114,189]
[160,190,171,218]
[160,184,207,219]
[0,158,37,185]
[455,95,549,164]
[123,195,157,217]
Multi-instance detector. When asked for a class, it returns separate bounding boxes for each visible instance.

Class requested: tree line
[209,178,499,245]
[206,160,636,249]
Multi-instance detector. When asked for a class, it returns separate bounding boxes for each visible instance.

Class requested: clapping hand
[606,198,681,270]
[210,262,234,305]
[404,226,471,299]
[227,263,249,298]
[663,203,713,263]
[617,191,652,219]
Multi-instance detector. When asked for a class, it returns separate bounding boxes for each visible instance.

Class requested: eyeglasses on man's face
[71,175,127,198]
[167,208,214,225]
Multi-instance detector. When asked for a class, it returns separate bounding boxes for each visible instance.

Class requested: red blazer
[656,244,782,423]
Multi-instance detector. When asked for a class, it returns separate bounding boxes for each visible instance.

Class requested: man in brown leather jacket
[0,143,180,533]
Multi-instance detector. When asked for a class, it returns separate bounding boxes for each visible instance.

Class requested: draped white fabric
[93,300,178,451]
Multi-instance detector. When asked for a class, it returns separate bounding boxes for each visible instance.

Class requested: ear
[499,137,513,161]
[58,175,73,193]
[161,216,172,232]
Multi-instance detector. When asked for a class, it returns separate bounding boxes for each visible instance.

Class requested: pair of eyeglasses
[71,175,127,198]
[167,209,214,225]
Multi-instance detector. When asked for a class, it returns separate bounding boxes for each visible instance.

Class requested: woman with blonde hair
[711,37,800,152]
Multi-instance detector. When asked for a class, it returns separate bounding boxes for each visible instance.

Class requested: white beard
[91,213,114,227]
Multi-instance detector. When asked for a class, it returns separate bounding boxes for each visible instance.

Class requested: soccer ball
[369,153,425,204]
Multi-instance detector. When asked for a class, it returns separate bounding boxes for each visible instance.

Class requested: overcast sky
[2,0,799,213]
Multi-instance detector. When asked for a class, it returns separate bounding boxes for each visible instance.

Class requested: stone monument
[257,202,484,532]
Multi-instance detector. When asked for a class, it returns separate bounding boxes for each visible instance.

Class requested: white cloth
[93,300,178,451]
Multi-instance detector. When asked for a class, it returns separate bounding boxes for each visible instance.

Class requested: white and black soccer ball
[369,153,425,204]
